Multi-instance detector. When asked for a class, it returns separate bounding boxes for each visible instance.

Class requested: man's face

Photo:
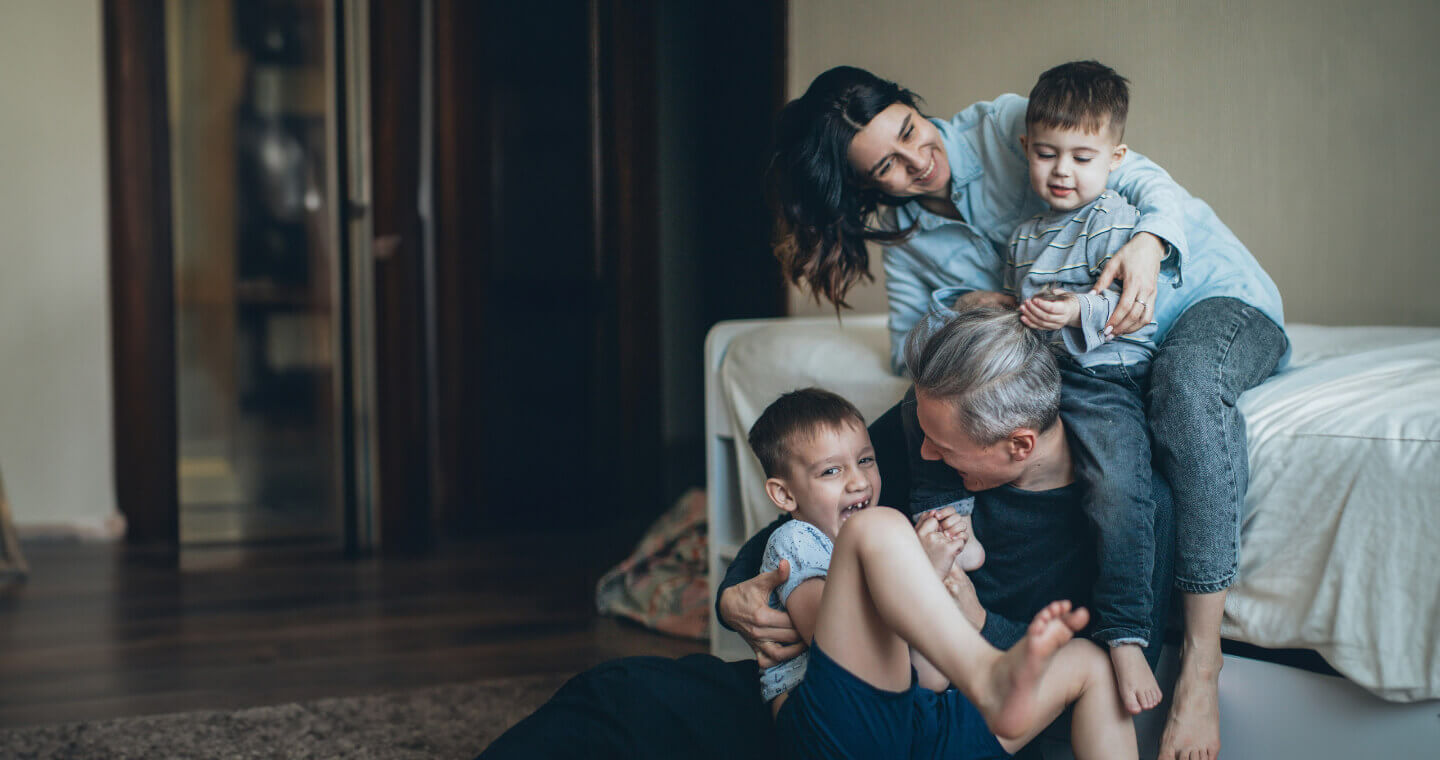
[915,391,1023,492]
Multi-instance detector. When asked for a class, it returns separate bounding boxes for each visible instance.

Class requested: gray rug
[0,673,571,760]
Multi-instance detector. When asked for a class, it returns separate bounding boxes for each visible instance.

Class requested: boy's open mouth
[839,497,871,522]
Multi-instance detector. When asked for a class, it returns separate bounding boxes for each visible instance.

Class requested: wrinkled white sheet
[718,317,1440,701]
[1230,325,1440,701]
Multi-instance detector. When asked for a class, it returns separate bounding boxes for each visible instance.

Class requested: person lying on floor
[746,386,1137,759]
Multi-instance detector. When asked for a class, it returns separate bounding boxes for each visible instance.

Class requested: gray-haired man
[719,309,1174,688]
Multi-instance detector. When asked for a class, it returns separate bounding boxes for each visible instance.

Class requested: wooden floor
[0,535,707,728]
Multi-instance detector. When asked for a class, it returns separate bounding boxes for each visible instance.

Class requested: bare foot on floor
[1110,643,1163,714]
[981,600,1090,740]
[1158,647,1222,759]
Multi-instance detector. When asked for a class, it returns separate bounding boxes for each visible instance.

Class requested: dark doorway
[432,1,788,542]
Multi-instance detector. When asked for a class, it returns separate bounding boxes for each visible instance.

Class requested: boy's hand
[1019,292,1079,330]
[952,290,1018,312]
[915,507,965,577]
[1092,231,1162,336]
[718,560,806,668]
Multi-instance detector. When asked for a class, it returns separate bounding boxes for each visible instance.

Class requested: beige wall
[788,0,1440,327]
[0,1,120,534]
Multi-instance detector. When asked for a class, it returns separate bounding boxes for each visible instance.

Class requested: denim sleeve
[884,240,938,377]
[1106,149,1189,283]
[715,514,787,632]
[948,94,1022,133]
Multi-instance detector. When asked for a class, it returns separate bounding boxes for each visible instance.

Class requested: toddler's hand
[1019,292,1079,331]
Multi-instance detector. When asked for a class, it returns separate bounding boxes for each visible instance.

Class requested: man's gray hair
[903,308,1061,445]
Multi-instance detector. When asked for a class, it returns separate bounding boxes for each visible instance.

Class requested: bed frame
[704,315,1438,759]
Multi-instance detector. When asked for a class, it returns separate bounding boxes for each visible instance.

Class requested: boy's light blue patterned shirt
[878,94,1286,375]
[758,519,833,702]
[1003,191,1157,367]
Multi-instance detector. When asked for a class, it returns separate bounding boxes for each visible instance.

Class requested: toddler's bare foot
[1109,643,1162,714]
[979,600,1089,740]
[1158,643,1222,759]
[952,515,985,571]
[915,508,962,577]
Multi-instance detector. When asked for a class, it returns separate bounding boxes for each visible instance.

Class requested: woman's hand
[1092,232,1163,335]
[952,290,1018,312]
[718,560,807,668]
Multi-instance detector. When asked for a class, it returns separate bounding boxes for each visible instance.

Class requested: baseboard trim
[17,512,127,542]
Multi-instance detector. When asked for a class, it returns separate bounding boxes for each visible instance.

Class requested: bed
[704,314,1440,759]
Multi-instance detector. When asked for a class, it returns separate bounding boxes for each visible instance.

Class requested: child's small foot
[981,600,1089,740]
[1110,643,1162,714]
[952,515,985,572]
[915,507,963,577]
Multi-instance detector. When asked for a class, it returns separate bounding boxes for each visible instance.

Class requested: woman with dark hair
[722,64,1289,760]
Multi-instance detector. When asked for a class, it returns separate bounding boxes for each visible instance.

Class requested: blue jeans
[1149,297,1289,594]
[1057,358,1155,647]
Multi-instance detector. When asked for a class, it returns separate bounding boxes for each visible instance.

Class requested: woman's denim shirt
[879,94,1286,375]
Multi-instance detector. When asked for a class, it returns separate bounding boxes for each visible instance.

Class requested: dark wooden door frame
[369,0,435,552]
[592,0,662,511]
[103,0,432,551]
[104,0,178,548]
[430,0,667,535]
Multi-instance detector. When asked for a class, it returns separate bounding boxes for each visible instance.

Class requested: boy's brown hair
[1026,60,1130,141]
[748,388,866,478]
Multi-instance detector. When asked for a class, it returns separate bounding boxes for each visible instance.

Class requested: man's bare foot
[1158,644,1222,759]
[979,600,1090,740]
[1109,643,1162,714]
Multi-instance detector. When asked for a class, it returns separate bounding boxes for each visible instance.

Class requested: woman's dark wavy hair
[769,66,927,310]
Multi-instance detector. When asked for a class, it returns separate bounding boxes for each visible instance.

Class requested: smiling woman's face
[846,103,950,199]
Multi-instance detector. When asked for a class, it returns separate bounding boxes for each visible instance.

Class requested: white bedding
[717,316,1440,701]
[1232,325,1440,702]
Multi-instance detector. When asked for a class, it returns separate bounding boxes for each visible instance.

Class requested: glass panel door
[167,0,345,544]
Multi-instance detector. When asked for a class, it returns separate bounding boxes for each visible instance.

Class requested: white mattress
[1231,325,1440,702]
[717,317,1440,701]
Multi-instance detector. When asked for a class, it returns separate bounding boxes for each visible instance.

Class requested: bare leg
[993,639,1138,760]
[1158,590,1224,760]
[814,509,1091,742]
